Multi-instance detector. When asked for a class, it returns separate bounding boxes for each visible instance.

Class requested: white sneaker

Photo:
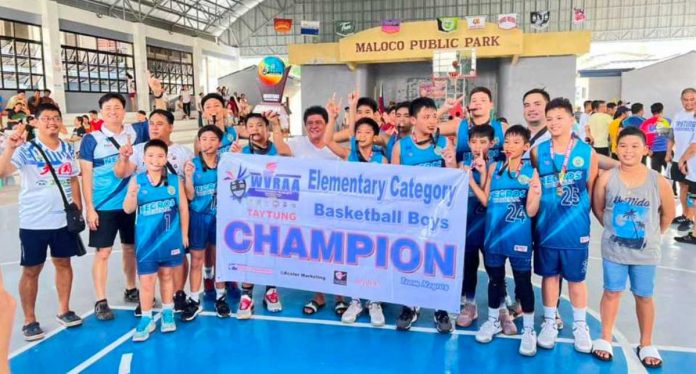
[519,328,538,356]
[475,319,502,343]
[537,319,559,349]
[368,302,385,326]
[572,321,592,353]
[341,299,363,324]
[263,288,282,312]
[236,294,254,320]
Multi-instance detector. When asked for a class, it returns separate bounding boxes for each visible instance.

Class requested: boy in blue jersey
[198,93,249,154]
[456,124,494,329]
[468,125,542,356]
[123,139,189,342]
[323,100,387,164]
[391,97,457,333]
[383,101,412,162]
[230,112,291,319]
[79,93,147,321]
[530,98,599,353]
[181,126,231,321]
[438,87,507,163]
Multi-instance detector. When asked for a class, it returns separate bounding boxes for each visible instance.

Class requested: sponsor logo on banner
[530,11,550,30]
[466,16,486,30]
[497,13,518,29]
[381,19,401,33]
[273,18,292,33]
[300,20,320,35]
[573,8,586,24]
[437,17,459,32]
[335,20,355,37]
[333,271,348,285]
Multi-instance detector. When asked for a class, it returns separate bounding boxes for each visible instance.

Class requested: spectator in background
[606,102,617,117]
[608,106,630,160]
[126,73,137,111]
[39,90,57,107]
[69,115,90,154]
[88,110,103,132]
[578,99,592,141]
[27,91,42,115]
[5,102,30,129]
[181,86,192,120]
[196,92,203,128]
[623,103,645,128]
[587,100,613,155]
[6,89,28,110]
[132,110,150,143]
[227,92,239,119]
[82,115,91,132]
[641,103,673,174]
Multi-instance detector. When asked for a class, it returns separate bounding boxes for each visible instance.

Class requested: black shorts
[671,162,687,183]
[89,210,135,249]
[20,227,78,267]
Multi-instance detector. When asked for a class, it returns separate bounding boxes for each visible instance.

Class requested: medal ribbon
[551,138,575,193]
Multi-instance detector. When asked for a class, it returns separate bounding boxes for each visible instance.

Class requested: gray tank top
[601,167,662,265]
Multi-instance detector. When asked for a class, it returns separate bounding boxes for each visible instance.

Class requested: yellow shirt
[608,118,622,154]
[588,112,613,148]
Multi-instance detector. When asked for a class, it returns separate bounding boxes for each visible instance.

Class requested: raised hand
[184,160,195,179]
[119,135,134,160]
[442,140,457,168]
[5,123,27,149]
[230,140,242,153]
[441,94,466,112]
[529,172,542,198]
[263,110,281,128]
[147,70,162,96]
[471,154,487,174]
[326,93,342,120]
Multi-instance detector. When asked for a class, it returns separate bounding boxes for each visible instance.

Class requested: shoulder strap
[101,130,121,150]
[529,127,548,146]
[30,141,70,209]
[166,161,177,175]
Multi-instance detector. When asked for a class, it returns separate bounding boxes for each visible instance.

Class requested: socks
[523,313,534,330]
[215,288,226,300]
[488,307,499,322]
[162,303,174,311]
[572,306,587,323]
[543,306,557,321]
[204,267,213,279]
[142,310,152,319]
[190,292,200,303]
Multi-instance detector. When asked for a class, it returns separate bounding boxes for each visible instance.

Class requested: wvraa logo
[247,162,301,201]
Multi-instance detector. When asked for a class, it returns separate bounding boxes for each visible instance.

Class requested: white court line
[0,250,123,267]
[118,353,133,374]
[587,256,696,275]
[66,314,162,374]
[9,309,95,359]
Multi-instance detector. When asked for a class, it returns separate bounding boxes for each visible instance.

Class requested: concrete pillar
[192,39,203,95]
[132,23,149,112]
[39,0,65,110]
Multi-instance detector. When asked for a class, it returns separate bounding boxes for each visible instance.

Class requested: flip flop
[334,300,349,316]
[302,300,325,315]
[591,339,614,362]
[637,345,663,368]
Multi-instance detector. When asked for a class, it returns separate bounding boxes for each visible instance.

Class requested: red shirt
[89,119,104,132]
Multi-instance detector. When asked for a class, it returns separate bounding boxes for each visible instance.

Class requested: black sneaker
[675,232,696,244]
[56,311,82,328]
[95,299,114,321]
[22,322,45,341]
[124,288,140,304]
[396,306,419,331]
[174,290,187,313]
[134,303,142,317]
[677,220,694,232]
[215,295,231,318]
[672,215,688,225]
[434,310,454,333]
[182,298,203,322]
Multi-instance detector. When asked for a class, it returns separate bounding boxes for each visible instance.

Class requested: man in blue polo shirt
[79,93,147,320]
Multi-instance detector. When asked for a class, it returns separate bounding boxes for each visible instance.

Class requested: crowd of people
[1,85,694,370]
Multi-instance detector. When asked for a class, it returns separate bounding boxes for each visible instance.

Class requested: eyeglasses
[38,116,61,123]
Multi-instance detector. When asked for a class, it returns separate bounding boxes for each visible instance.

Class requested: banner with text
[216,154,469,312]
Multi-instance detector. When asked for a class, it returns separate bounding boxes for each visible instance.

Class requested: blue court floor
[8,280,696,373]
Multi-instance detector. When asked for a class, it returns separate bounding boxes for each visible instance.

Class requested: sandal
[591,339,614,362]
[334,300,348,316]
[637,345,663,368]
[303,300,326,315]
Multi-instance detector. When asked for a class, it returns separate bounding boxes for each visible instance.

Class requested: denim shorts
[602,259,656,297]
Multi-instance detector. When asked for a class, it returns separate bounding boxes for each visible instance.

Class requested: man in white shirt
[0,103,83,341]
[671,88,696,238]
[287,106,341,161]
[113,109,194,313]
[522,89,552,160]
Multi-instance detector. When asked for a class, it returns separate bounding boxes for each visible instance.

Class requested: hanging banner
[497,13,518,30]
[437,17,459,33]
[465,16,486,30]
[573,8,587,25]
[530,11,550,30]
[274,18,292,33]
[216,155,470,312]
[335,20,356,37]
[382,19,401,33]
[300,20,320,36]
